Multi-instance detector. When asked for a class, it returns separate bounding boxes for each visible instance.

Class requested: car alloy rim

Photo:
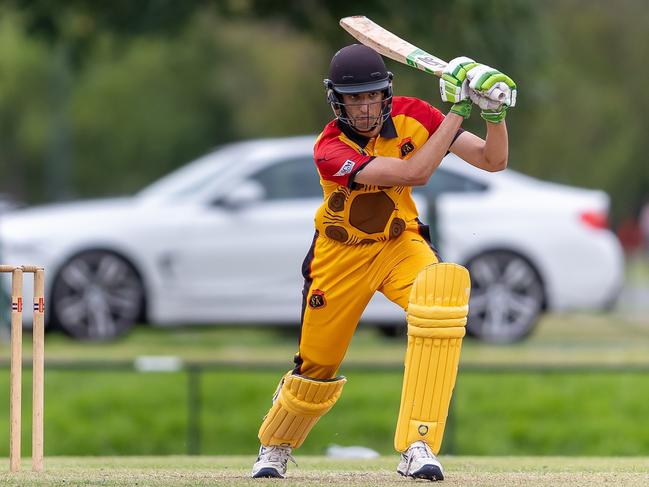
[54,252,142,339]
[467,252,543,341]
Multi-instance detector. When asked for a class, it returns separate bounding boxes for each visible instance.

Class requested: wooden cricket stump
[0,265,45,472]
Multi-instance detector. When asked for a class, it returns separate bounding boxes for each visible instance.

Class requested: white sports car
[0,136,624,342]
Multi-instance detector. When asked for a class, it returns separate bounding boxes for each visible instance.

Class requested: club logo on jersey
[308,289,327,309]
[333,159,355,177]
[399,138,415,157]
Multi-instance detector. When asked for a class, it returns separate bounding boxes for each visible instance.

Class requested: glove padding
[440,56,478,104]
[469,91,509,123]
[469,90,504,110]
[480,105,508,123]
[450,99,472,119]
[466,64,517,108]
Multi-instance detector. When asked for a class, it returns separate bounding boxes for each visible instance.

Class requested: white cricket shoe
[251,444,296,478]
[397,440,444,481]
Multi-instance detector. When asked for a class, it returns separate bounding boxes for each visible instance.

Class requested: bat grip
[492,88,507,102]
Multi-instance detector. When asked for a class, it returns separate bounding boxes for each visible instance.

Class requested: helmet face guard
[324,78,393,131]
[324,44,394,132]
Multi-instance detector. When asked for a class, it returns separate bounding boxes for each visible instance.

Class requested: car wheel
[51,250,145,341]
[465,250,544,343]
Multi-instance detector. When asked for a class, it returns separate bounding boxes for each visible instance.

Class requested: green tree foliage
[71,15,327,196]
[0,5,326,200]
[0,10,50,200]
[0,0,647,221]
[70,27,235,196]
[518,0,649,220]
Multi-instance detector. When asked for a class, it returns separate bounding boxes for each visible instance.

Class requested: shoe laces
[260,445,298,467]
[408,441,436,464]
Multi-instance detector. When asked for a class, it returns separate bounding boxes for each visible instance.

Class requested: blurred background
[1,0,649,459]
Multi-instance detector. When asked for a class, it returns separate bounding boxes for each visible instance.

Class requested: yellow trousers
[296,228,439,378]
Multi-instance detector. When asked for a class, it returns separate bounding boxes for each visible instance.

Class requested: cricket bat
[340,15,448,77]
[340,15,506,101]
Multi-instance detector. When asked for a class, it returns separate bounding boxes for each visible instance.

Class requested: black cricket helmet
[324,44,393,130]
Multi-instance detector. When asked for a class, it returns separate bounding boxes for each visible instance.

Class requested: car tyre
[51,250,145,341]
[465,250,544,343]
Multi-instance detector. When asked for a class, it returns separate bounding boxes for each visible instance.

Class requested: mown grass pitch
[2,456,649,487]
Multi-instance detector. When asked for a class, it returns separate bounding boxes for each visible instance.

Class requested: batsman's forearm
[483,120,509,171]
[407,112,464,184]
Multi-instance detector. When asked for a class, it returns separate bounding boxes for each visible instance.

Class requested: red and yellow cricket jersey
[313,96,446,245]
[292,96,456,379]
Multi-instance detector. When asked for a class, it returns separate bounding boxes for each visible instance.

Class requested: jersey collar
[337,116,398,150]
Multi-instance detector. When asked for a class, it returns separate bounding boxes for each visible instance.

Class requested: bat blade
[340,16,447,77]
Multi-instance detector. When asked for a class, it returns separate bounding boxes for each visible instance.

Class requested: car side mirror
[220,180,266,209]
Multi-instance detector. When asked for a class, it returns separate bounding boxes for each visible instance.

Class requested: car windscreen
[135,145,243,200]
[415,168,488,197]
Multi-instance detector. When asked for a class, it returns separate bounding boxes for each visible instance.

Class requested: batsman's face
[342,91,384,136]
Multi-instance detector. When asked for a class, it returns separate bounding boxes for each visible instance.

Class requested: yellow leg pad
[394,263,470,453]
[258,373,346,448]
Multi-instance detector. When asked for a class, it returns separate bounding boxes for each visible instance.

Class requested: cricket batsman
[251,44,515,481]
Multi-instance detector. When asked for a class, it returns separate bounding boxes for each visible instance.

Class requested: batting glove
[450,99,473,119]
[466,64,517,108]
[440,56,479,104]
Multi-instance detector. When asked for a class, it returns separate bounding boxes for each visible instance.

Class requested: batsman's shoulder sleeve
[314,124,373,187]
[392,96,446,135]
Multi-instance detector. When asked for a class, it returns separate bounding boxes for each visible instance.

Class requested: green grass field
[1,310,649,464]
[3,368,648,457]
[2,456,649,486]
[2,312,649,457]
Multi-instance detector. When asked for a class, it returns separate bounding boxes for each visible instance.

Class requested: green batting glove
[440,56,479,104]
[466,64,517,108]
[481,105,508,123]
[450,99,472,119]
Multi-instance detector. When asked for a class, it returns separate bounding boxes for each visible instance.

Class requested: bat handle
[492,88,507,102]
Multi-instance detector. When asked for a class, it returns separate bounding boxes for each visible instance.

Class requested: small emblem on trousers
[418,425,429,436]
[309,289,326,309]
